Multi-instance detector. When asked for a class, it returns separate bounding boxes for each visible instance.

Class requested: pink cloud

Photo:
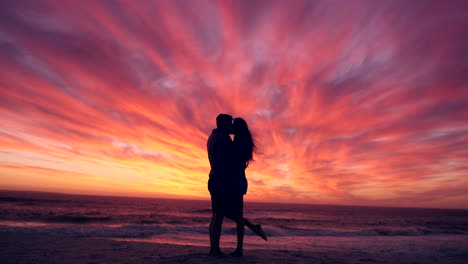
[1,0,467,208]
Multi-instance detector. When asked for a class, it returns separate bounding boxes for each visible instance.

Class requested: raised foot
[253,224,268,241]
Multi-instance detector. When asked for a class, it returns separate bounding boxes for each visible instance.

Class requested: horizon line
[0,188,466,211]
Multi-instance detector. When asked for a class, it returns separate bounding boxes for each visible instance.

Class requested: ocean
[1,190,468,258]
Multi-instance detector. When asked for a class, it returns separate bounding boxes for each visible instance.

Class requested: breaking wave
[0,222,463,239]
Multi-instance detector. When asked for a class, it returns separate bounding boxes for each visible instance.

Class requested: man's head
[216,113,233,131]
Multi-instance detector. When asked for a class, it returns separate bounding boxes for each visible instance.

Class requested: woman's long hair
[233,117,256,167]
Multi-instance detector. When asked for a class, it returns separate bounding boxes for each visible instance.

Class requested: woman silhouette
[228,117,267,257]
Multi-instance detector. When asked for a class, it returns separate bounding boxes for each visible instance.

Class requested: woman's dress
[218,145,248,220]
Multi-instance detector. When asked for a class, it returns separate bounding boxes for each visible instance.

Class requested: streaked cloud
[1,0,467,208]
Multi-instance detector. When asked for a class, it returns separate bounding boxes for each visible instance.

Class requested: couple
[207,114,267,257]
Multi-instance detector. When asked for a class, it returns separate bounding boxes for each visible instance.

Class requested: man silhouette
[207,113,233,256]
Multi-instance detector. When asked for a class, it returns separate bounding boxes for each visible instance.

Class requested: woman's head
[233,117,256,166]
[233,117,248,135]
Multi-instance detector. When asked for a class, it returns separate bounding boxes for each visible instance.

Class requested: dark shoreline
[2,234,468,264]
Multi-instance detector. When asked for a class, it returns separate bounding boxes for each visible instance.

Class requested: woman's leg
[209,213,224,256]
[232,218,244,256]
[244,218,267,241]
[243,218,255,230]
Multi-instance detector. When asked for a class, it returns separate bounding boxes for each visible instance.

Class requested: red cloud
[1,0,467,208]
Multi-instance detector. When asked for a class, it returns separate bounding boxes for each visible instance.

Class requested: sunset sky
[1,0,467,209]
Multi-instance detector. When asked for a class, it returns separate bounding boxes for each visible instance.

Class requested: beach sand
[2,234,467,264]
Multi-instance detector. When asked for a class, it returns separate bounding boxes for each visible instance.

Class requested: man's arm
[218,135,234,175]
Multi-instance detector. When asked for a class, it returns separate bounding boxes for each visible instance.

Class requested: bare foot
[253,224,268,241]
[209,249,225,257]
[230,249,243,257]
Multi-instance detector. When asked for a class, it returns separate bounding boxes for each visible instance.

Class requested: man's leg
[209,213,224,256]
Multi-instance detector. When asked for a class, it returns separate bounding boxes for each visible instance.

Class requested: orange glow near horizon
[1,0,468,209]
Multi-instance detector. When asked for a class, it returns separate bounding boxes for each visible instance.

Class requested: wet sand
[2,234,468,264]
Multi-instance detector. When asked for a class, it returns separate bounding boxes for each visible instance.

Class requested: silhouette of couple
[207,114,267,257]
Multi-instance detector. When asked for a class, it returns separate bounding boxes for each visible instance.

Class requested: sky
[1,0,467,209]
